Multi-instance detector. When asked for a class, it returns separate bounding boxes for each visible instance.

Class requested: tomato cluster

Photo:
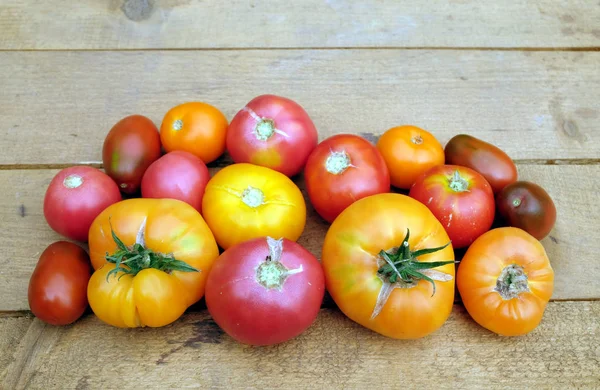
[31,94,557,344]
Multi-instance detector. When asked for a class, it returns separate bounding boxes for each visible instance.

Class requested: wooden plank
[1,50,599,165]
[0,316,32,384]
[1,0,599,49]
[1,164,598,312]
[3,302,599,389]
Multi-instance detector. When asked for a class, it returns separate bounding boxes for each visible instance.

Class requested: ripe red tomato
[304,134,390,223]
[28,241,92,325]
[496,181,557,240]
[409,165,495,249]
[444,134,518,194]
[205,236,325,346]
[141,151,210,213]
[226,94,318,177]
[102,114,162,194]
[44,166,122,242]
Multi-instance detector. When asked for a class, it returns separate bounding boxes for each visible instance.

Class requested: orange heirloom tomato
[457,227,554,336]
[202,163,306,250]
[87,198,219,328]
[322,193,456,339]
[376,125,445,189]
[160,102,229,164]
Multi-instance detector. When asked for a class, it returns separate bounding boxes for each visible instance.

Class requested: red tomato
[205,236,325,346]
[103,114,162,194]
[28,241,92,325]
[44,166,122,242]
[304,134,390,223]
[409,165,495,249]
[141,151,210,213]
[226,94,318,177]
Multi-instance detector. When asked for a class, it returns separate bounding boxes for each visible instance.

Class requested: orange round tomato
[202,163,306,250]
[322,193,456,339]
[87,198,220,328]
[457,227,554,336]
[376,125,445,189]
[160,102,228,164]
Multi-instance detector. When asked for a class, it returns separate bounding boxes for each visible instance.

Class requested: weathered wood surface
[2,302,599,389]
[1,0,599,50]
[0,164,597,311]
[0,316,32,384]
[1,50,599,166]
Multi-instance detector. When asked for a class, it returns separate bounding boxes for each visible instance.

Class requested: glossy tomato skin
[43,166,122,242]
[202,163,306,250]
[457,227,554,336]
[28,241,91,326]
[496,181,556,240]
[102,114,162,194]
[141,151,210,213]
[304,134,390,223]
[322,193,455,339]
[205,237,325,346]
[409,165,495,249]
[376,125,445,189]
[445,134,518,193]
[226,94,318,177]
[160,102,229,164]
[87,198,220,328]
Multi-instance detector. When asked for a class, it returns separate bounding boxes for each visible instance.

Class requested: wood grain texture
[1,164,598,311]
[3,302,599,389]
[1,0,599,49]
[0,316,32,384]
[1,50,599,166]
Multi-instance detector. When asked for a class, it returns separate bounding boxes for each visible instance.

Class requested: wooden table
[1,1,599,388]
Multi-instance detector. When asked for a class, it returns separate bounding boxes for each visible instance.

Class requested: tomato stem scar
[241,186,265,208]
[173,119,183,131]
[495,264,530,300]
[325,150,351,174]
[255,119,276,141]
[63,174,84,189]
[256,237,302,290]
[411,134,424,145]
[448,170,470,192]
[512,198,522,207]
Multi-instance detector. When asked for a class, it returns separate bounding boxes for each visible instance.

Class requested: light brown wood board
[1,50,599,167]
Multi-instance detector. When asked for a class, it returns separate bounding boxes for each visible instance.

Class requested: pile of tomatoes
[29,94,557,345]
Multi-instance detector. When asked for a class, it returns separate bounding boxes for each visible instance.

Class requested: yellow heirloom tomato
[202,163,306,249]
[87,198,219,328]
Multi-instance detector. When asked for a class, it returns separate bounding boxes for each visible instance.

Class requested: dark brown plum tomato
[102,114,162,194]
[496,181,556,240]
[444,134,518,194]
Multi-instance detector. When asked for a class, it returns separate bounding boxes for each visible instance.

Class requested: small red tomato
[304,134,390,223]
[141,151,210,213]
[226,94,318,177]
[28,241,92,326]
[409,165,495,249]
[44,166,122,242]
[103,114,162,194]
[444,134,518,193]
[205,236,325,346]
[496,181,557,240]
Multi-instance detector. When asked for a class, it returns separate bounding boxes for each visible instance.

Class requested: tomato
[457,227,554,336]
[304,134,390,223]
[202,163,306,250]
[205,236,325,346]
[160,102,229,164]
[376,125,445,189]
[28,241,91,326]
[496,181,556,240]
[102,114,162,194]
[43,166,122,242]
[409,165,495,249]
[141,151,210,213]
[444,134,518,193]
[87,198,219,328]
[322,193,456,339]
[226,94,318,177]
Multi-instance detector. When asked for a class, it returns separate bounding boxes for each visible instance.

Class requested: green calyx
[105,221,199,281]
[377,229,454,296]
[448,170,470,192]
